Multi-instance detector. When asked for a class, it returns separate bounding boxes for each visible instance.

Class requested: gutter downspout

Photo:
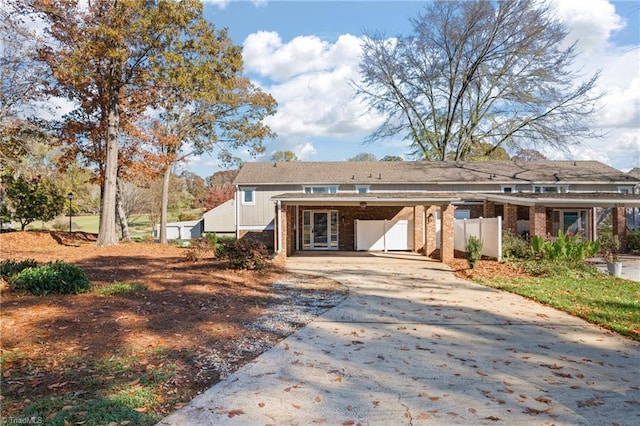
[274,200,282,256]
[235,185,240,239]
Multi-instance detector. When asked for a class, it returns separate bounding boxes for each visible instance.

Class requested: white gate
[355,220,414,251]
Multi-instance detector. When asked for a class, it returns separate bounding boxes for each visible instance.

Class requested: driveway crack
[398,394,413,426]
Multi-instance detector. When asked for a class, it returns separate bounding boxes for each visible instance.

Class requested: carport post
[440,204,455,264]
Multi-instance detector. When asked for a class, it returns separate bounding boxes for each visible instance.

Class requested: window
[356,185,370,194]
[303,186,338,194]
[242,188,255,205]
[618,186,633,194]
[533,185,568,193]
[501,185,516,193]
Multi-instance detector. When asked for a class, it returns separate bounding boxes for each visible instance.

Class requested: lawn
[25,210,203,238]
[451,258,640,341]
[0,231,348,425]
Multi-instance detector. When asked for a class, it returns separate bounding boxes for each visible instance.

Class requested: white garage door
[355,220,414,251]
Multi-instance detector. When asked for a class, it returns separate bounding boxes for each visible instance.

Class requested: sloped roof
[234,161,640,185]
[628,167,640,178]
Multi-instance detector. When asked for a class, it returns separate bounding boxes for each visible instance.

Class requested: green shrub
[98,281,148,295]
[530,231,599,264]
[502,230,530,259]
[627,229,640,254]
[0,258,39,281]
[598,230,621,262]
[516,258,600,278]
[466,235,483,269]
[219,238,268,270]
[203,232,218,247]
[9,261,90,295]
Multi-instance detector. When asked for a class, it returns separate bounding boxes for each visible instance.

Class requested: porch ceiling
[482,192,640,208]
[271,192,466,206]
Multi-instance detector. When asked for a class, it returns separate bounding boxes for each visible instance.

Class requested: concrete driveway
[159,252,640,425]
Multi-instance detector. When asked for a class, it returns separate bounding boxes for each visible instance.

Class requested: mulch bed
[0,231,347,420]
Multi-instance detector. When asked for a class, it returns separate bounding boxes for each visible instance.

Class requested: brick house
[227,160,640,263]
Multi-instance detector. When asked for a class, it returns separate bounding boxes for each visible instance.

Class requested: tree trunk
[97,86,120,246]
[159,164,171,244]
[116,178,131,242]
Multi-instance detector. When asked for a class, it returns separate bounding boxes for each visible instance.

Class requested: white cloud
[243,32,361,81]
[546,0,639,172]
[242,32,385,142]
[551,0,625,52]
[201,0,230,9]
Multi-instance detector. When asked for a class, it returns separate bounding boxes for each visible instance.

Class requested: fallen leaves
[227,408,245,418]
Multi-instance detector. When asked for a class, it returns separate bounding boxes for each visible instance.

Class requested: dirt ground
[0,231,348,421]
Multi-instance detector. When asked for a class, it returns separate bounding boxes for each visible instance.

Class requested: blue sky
[187,0,640,176]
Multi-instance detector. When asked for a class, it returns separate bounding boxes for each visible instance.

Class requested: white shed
[154,219,203,241]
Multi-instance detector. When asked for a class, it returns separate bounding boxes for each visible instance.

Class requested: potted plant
[599,232,622,277]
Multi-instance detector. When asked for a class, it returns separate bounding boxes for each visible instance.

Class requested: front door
[303,210,338,250]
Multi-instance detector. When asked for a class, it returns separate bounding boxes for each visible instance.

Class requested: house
[202,199,236,237]
[229,160,640,263]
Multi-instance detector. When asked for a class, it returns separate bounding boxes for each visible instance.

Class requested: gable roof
[628,167,640,179]
[234,161,639,186]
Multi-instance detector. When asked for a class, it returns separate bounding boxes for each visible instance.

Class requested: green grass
[1,349,178,426]
[14,391,158,426]
[25,209,202,237]
[97,281,148,295]
[474,263,640,341]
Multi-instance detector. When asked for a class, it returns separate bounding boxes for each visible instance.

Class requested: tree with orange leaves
[30,0,274,246]
[137,19,276,243]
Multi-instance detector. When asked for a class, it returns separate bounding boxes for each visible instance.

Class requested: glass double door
[303,210,338,250]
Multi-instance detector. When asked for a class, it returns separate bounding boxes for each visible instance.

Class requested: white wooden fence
[454,217,502,260]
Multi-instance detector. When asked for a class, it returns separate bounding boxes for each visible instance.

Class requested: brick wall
[529,206,546,237]
[239,230,274,249]
[483,201,496,218]
[440,204,455,263]
[503,204,518,234]
[612,207,627,253]
[425,206,438,257]
[413,206,425,253]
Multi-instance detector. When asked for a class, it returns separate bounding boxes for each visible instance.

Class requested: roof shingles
[234,161,639,185]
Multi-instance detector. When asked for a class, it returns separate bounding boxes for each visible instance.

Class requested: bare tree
[348,152,378,161]
[270,151,298,162]
[356,0,601,161]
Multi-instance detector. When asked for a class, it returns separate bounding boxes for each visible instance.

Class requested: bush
[517,258,600,278]
[0,258,39,281]
[183,237,215,262]
[598,230,621,262]
[627,229,640,254]
[9,261,90,295]
[466,235,483,269]
[219,238,268,270]
[531,231,599,264]
[502,230,530,259]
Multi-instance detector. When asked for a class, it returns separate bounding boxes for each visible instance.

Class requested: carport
[271,192,466,264]
[482,192,640,251]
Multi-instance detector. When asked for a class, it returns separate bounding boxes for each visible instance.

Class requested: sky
[181,0,640,177]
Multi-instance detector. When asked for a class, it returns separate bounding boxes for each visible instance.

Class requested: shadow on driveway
[159,252,640,425]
